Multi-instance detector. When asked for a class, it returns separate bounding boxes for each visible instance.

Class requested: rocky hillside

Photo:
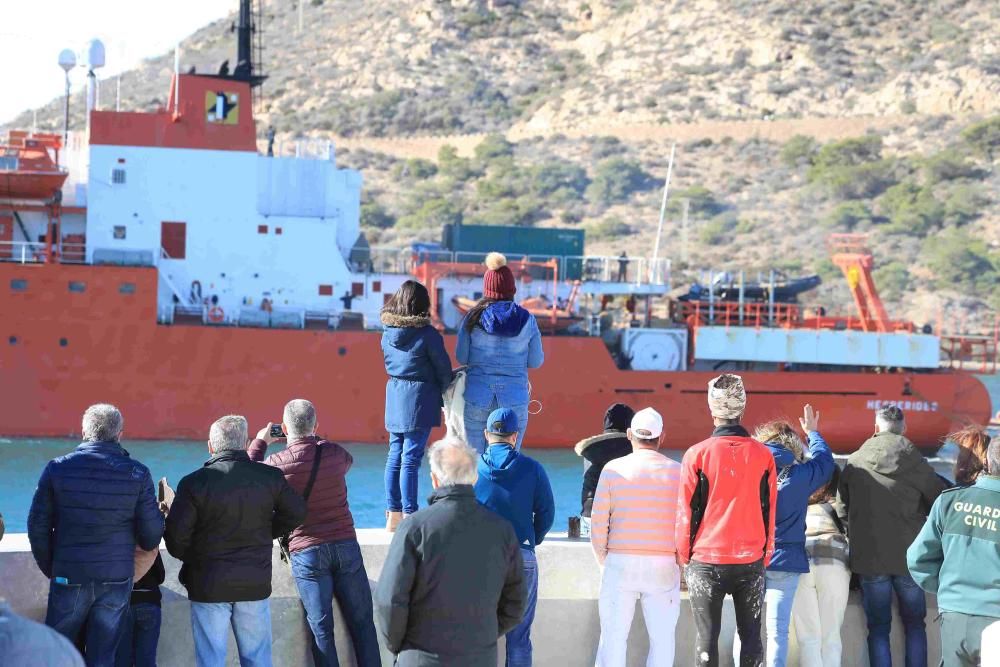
[5,0,1000,326]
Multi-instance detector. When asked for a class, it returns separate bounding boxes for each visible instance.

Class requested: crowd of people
[2,253,999,667]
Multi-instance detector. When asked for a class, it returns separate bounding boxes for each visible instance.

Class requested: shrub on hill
[961,116,1000,158]
[873,260,911,301]
[780,135,819,168]
[360,201,395,229]
[475,134,516,162]
[922,229,999,295]
[585,158,651,206]
[922,148,980,184]
[823,201,873,230]
[879,182,944,235]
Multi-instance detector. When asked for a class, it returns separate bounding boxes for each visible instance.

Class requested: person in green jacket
[908,434,1000,667]
[839,405,948,667]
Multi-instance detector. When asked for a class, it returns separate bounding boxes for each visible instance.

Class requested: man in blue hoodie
[474,407,555,667]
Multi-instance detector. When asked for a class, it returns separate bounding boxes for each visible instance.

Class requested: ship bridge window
[113,226,126,240]
[351,282,364,296]
[318,284,333,296]
[68,281,86,293]
[119,282,136,295]
[0,156,17,170]
[111,168,126,185]
[9,279,27,291]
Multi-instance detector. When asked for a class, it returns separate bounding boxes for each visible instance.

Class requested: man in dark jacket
[840,406,947,667]
[165,415,305,667]
[374,437,526,667]
[27,403,164,666]
[909,435,1000,667]
[250,399,380,667]
[574,403,634,516]
[474,408,555,667]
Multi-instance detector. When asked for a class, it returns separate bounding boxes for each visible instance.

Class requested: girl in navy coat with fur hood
[381,280,453,531]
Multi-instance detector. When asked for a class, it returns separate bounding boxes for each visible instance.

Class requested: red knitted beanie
[483,252,516,300]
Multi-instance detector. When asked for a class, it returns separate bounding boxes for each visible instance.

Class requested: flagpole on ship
[650,141,677,284]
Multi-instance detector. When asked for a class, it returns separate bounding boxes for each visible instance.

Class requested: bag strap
[301,444,324,503]
[819,502,847,537]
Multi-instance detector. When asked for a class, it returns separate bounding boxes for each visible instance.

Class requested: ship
[1,1,997,453]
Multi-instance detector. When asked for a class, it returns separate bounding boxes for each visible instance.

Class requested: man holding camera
[250,399,380,667]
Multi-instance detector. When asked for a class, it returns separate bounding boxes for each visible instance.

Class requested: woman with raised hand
[381,280,453,532]
[734,405,836,667]
[457,252,544,453]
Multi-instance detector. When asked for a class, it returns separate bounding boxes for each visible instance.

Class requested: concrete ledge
[0,531,940,666]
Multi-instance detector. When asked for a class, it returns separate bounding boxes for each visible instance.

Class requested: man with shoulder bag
[250,399,380,667]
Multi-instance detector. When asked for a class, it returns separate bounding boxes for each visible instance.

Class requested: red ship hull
[1,263,991,452]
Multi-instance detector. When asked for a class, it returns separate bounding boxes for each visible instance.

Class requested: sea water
[0,438,957,534]
[0,438,593,533]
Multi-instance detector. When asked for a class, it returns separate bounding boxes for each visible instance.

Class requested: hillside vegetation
[6,0,1000,325]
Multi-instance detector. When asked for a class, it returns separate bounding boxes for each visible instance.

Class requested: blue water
[0,438,591,534]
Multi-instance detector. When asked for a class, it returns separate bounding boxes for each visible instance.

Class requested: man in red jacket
[250,399,379,667]
[675,374,778,667]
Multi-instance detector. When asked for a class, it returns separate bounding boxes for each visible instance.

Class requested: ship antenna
[58,48,77,152]
[650,141,677,282]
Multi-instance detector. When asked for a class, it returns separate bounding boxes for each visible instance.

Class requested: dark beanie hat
[604,403,635,432]
[483,252,516,300]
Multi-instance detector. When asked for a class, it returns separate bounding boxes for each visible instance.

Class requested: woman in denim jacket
[381,280,453,531]
[457,252,544,452]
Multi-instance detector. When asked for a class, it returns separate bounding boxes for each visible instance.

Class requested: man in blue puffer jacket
[733,405,835,667]
[474,407,555,667]
[28,404,164,666]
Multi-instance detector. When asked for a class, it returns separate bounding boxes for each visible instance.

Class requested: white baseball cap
[630,407,663,439]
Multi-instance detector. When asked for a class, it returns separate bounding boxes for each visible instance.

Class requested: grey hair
[209,415,248,452]
[876,406,905,435]
[82,404,124,443]
[283,399,317,438]
[428,437,478,486]
[988,437,1000,476]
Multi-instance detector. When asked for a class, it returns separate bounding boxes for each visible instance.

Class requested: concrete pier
[0,530,941,666]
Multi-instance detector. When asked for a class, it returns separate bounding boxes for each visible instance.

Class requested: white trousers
[596,553,680,667]
[791,562,852,667]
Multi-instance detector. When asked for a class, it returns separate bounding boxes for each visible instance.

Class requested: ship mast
[232,0,266,88]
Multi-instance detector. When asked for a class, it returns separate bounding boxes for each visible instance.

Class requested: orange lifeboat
[0,131,69,200]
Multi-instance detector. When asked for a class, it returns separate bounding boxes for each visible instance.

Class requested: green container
[442,224,585,279]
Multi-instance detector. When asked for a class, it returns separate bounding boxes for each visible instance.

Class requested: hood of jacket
[480,301,531,337]
[480,443,521,479]
[767,443,799,470]
[603,403,634,432]
[381,313,432,349]
[854,432,924,476]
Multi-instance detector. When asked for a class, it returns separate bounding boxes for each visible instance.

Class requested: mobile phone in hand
[269,423,284,439]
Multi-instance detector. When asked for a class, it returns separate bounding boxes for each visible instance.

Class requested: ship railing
[256,138,336,161]
[0,241,47,264]
[939,315,1000,374]
[357,247,671,287]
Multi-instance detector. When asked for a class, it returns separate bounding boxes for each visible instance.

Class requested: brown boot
[386,511,403,533]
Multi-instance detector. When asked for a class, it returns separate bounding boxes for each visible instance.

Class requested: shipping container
[442,224,585,279]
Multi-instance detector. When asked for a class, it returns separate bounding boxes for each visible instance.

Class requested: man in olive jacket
[374,437,526,667]
[839,406,947,667]
[908,435,1000,667]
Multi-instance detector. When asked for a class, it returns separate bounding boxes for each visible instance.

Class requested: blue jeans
[190,599,272,667]
[860,574,928,667]
[385,428,431,515]
[290,540,380,667]
[765,571,800,667]
[505,548,538,667]
[463,400,529,453]
[45,576,132,667]
[115,602,161,667]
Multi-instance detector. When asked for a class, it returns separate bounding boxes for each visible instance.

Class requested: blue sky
[1,0,236,123]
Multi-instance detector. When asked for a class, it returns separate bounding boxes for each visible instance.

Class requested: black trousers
[685,559,766,667]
